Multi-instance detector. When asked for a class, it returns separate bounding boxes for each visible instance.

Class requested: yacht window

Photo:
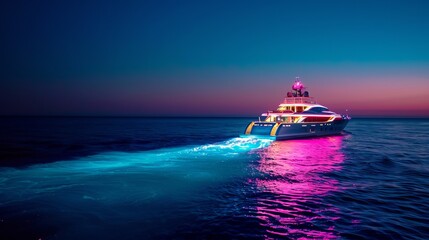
[308,107,329,113]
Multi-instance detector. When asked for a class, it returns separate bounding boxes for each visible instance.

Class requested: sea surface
[0,117,428,239]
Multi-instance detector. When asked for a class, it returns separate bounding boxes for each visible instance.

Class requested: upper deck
[282,97,317,104]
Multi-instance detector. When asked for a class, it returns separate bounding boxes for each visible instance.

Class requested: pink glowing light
[292,80,305,91]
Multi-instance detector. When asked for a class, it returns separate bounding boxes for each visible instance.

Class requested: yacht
[244,78,350,140]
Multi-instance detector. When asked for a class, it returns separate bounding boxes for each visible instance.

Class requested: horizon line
[1,115,429,119]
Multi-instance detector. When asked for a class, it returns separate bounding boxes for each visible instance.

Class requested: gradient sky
[1,0,428,116]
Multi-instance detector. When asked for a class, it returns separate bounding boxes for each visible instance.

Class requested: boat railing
[282,97,316,104]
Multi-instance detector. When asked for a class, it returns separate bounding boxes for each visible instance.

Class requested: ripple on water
[1,118,429,239]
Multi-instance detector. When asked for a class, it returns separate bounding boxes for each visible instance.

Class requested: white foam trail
[0,137,273,205]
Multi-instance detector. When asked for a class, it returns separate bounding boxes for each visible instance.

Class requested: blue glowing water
[0,117,428,239]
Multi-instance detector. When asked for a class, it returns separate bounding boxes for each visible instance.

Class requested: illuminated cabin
[244,78,350,140]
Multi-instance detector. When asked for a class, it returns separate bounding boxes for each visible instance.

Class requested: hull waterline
[244,119,349,140]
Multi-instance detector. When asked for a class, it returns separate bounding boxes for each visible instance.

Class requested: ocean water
[0,117,428,239]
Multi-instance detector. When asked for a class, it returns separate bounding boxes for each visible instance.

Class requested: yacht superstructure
[244,78,350,140]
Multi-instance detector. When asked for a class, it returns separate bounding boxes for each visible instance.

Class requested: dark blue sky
[1,0,429,116]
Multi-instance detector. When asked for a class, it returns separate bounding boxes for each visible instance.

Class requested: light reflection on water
[254,136,345,239]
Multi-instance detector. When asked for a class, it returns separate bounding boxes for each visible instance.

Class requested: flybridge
[282,77,316,104]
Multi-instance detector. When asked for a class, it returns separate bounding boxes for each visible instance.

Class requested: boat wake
[0,137,274,239]
[0,137,273,205]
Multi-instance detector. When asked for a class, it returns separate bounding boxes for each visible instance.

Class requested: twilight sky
[1,0,428,116]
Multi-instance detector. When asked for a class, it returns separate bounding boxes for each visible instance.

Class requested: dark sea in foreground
[0,117,428,240]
